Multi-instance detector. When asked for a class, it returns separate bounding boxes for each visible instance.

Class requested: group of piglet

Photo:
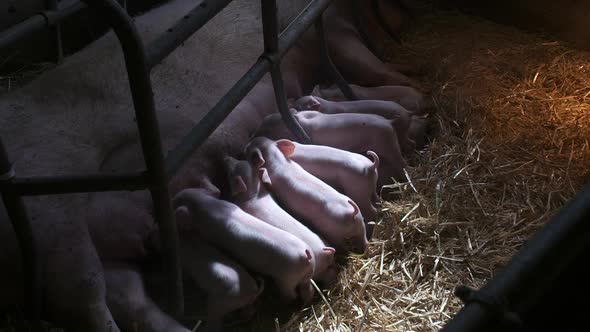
[171,84,426,322]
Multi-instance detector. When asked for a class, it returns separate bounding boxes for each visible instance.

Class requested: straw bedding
[247,11,590,332]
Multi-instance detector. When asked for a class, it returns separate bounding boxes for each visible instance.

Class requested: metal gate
[0,0,356,325]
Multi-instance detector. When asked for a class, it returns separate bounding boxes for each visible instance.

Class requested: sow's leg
[105,265,189,332]
[322,3,421,88]
[41,196,121,332]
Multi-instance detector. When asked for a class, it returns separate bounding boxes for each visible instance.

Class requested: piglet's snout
[344,235,369,255]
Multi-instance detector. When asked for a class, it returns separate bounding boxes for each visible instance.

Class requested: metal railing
[0,0,355,324]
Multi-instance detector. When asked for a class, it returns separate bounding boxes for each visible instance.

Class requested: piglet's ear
[175,206,190,220]
[174,206,191,230]
[348,200,360,219]
[306,96,322,110]
[230,176,248,197]
[249,148,265,168]
[322,247,336,254]
[321,247,336,265]
[200,177,221,198]
[258,168,272,187]
[304,249,312,262]
[276,139,295,158]
[366,150,380,170]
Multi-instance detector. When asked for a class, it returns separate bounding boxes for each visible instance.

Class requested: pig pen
[244,10,590,332]
[2,5,590,332]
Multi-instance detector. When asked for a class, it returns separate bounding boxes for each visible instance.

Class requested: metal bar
[0,139,41,326]
[261,0,279,52]
[442,182,590,332]
[0,0,86,50]
[0,172,148,196]
[165,0,334,175]
[81,0,183,316]
[261,0,311,143]
[145,0,234,69]
[0,16,46,49]
[314,16,357,100]
[270,63,311,144]
[277,0,333,55]
[270,66,311,143]
[47,0,64,63]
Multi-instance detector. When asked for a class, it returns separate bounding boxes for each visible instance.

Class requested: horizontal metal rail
[0,172,148,195]
[0,0,86,50]
[166,0,334,176]
[442,182,590,331]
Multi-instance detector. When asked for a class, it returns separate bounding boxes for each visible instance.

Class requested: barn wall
[440,0,590,49]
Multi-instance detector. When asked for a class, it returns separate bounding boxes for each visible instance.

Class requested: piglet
[253,110,406,188]
[312,84,429,115]
[180,234,264,321]
[172,186,315,303]
[244,137,368,254]
[294,95,414,153]
[224,156,339,286]
[272,140,379,223]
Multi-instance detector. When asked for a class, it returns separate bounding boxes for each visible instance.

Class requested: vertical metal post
[261,0,311,144]
[314,16,357,101]
[82,0,183,316]
[47,0,64,63]
[0,138,41,328]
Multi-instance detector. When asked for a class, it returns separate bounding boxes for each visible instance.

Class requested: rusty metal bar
[0,0,85,50]
[261,0,311,144]
[314,15,357,100]
[145,0,234,69]
[0,139,41,325]
[0,172,148,196]
[166,0,334,176]
[81,0,183,316]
